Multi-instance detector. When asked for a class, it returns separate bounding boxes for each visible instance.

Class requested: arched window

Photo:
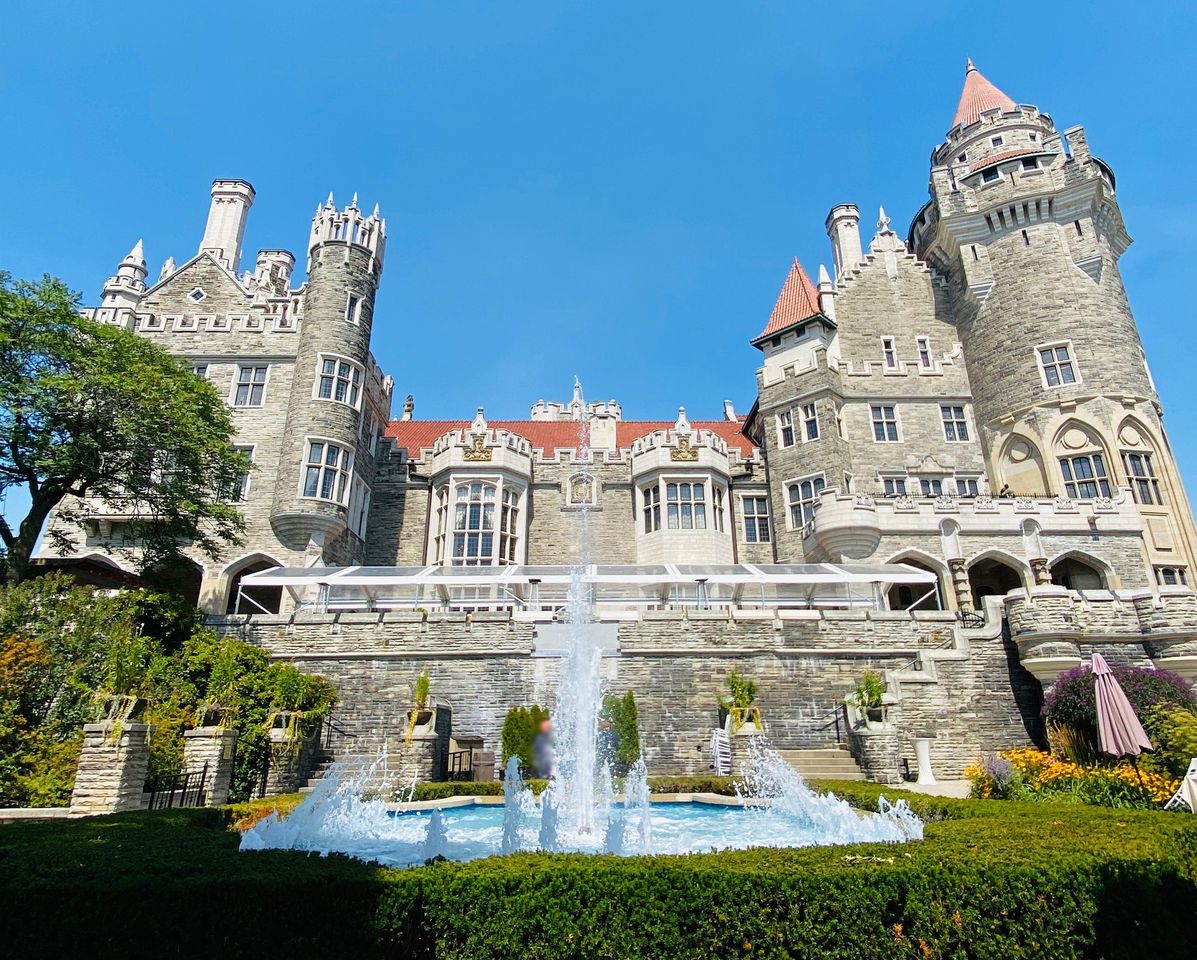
[1054,424,1111,500]
[1118,421,1164,506]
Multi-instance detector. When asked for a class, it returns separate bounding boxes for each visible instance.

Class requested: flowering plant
[965,746,1179,808]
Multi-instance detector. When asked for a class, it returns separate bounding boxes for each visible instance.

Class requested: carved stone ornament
[462,434,492,462]
[671,436,699,461]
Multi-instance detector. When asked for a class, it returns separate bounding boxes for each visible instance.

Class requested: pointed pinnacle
[878,205,891,229]
[325,191,335,207]
[127,239,145,261]
[350,192,359,208]
[966,57,976,72]
[372,202,381,218]
[818,263,832,285]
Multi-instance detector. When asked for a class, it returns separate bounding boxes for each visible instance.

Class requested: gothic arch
[221,552,285,614]
[78,552,138,574]
[1051,418,1116,500]
[1048,549,1114,591]
[965,549,1030,609]
[883,549,950,611]
[141,555,204,606]
[996,433,1048,496]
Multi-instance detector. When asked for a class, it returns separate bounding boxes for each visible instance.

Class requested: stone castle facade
[38,63,1197,778]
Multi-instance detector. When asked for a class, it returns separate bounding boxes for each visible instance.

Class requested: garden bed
[2,782,1195,958]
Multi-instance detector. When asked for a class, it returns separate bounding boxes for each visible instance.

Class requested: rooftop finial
[126,239,145,263]
[325,191,335,207]
[965,57,976,72]
[877,206,891,232]
[372,202,381,218]
[349,192,359,208]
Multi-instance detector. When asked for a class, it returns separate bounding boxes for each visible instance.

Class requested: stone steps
[298,754,336,794]
[773,747,866,781]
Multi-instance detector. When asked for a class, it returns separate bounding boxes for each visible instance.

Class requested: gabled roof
[752,257,824,345]
[952,59,1016,129]
[384,419,756,458]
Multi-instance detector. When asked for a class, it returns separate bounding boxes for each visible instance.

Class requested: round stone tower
[910,60,1197,582]
[269,193,386,550]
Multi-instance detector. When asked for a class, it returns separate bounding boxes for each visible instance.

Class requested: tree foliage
[0,272,250,582]
[0,574,336,806]
[500,704,550,768]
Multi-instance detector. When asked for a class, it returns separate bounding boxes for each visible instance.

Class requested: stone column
[70,722,152,815]
[948,558,971,612]
[847,726,903,786]
[264,729,304,796]
[183,727,237,806]
[396,732,441,784]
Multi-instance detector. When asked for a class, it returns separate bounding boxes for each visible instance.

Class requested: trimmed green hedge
[2,785,1195,958]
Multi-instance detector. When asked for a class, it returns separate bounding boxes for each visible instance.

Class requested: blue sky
[2,1,1196,528]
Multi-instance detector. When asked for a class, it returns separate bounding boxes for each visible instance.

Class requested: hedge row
[3,786,1196,958]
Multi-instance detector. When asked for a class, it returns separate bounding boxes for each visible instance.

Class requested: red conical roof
[754,258,822,343]
[952,58,1016,129]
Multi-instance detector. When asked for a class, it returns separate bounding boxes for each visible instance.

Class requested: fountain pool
[240,380,923,868]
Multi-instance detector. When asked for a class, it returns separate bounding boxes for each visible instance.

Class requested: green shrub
[847,670,886,710]
[499,704,549,768]
[1045,663,1195,740]
[1144,704,1197,779]
[3,789,1197,957]
[600,690,641,773]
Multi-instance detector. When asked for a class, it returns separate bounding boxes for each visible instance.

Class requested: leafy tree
[500,704,549,769]
[601,690,641,772]
[0,273,250,583]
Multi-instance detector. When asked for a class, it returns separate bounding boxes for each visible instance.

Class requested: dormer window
[1021,158,1038,171]
[983,168,1000,183]
[189,288,206,303]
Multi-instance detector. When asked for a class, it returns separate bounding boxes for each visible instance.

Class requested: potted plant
[405,671,434,743]
[848,670,887,724]
[719,670,763,736]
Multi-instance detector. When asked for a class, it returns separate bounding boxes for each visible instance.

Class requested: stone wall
[214,604,1043,780]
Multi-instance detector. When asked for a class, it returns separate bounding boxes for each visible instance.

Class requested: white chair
[1163,758,1197,812]
[710,728,732,776]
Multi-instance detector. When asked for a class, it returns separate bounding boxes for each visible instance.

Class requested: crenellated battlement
[308,194,386,276]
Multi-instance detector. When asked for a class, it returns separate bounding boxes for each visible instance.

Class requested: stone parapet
[183,727,238,806]
[70,722,152,816]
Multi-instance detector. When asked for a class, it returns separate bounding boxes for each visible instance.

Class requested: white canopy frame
[238,562,940,615]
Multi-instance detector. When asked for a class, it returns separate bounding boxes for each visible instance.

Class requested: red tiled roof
[968,147,1040,171]
[384,418,756,458]
[753,257,822,343]
[952,59,1016,129]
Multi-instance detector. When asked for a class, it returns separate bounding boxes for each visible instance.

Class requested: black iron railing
[815,703,848,744]
[958,609,986,629]
[146,763,208,810]
[446,749,473,781]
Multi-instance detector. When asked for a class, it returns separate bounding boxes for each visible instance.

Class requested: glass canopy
[238,563,939,614]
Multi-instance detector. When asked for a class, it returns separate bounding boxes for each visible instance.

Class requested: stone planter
[723,706,764,737]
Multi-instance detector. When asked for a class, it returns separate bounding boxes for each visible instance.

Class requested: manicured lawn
[2,782,1194,958]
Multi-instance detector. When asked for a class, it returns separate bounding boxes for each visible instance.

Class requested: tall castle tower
[269,194,387,552]
[910,61,1197,581]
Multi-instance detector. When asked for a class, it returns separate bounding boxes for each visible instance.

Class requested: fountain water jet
[240,378,924,866]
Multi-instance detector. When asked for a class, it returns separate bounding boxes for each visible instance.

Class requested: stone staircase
[298,752,336,794]
[774,747,865,781]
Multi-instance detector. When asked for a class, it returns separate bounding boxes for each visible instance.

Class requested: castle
[40,63,1197,780]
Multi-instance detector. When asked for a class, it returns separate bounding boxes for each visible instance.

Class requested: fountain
[240,379,923,866]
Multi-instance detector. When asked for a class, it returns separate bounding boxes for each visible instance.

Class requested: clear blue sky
[2,1,1196,526]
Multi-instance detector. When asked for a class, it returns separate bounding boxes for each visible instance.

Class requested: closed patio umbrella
[1092,653,1152,781]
